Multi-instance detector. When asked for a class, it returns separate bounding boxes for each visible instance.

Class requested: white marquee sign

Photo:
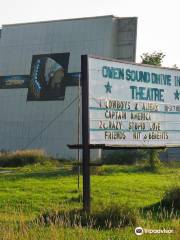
[87,56,180,147]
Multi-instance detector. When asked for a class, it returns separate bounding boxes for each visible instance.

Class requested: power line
[23,96,79,149]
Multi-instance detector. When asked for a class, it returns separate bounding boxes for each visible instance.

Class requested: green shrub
[102,149,146,165]
[0,149,49,167]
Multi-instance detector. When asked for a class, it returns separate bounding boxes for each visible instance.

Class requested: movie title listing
[95,97,167,142]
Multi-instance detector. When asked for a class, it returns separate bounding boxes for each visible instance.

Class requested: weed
[0,149,50,167]
[37,204,138,229]
[161,186,180,211]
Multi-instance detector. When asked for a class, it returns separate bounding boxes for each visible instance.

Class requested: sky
[0,0,179,67]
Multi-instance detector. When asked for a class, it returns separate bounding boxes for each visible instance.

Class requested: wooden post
[81,55,90,213]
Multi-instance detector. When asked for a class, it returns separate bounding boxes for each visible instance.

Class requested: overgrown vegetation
[0,149,50,167]
[102,149,146,165]
[161,186,180,210]
[38,204,138,229]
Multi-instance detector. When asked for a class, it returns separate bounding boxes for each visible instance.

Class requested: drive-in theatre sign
[86,56,180,147]
[75,55,180,213]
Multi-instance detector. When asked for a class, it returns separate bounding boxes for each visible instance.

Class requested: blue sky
[0,0,179,67]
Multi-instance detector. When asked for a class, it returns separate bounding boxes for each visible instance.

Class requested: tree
[141,52,165,66]
[140,51,166,170]
[172,64,178,69]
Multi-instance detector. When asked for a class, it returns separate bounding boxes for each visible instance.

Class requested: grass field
[0,162,179,239]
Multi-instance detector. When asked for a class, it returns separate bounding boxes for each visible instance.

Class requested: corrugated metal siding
[0,16,114,75]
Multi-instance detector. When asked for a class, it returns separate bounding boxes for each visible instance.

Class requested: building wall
[0,16,137,159]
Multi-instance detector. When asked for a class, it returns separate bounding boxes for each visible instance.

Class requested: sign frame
[87,55,180,148]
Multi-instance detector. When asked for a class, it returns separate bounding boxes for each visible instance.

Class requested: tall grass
[161,186,180,210]
[0,149,49,167]
[38,204,138,229]
[0,204,179,240]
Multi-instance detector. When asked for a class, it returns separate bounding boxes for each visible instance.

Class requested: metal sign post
[81,55,90,213]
